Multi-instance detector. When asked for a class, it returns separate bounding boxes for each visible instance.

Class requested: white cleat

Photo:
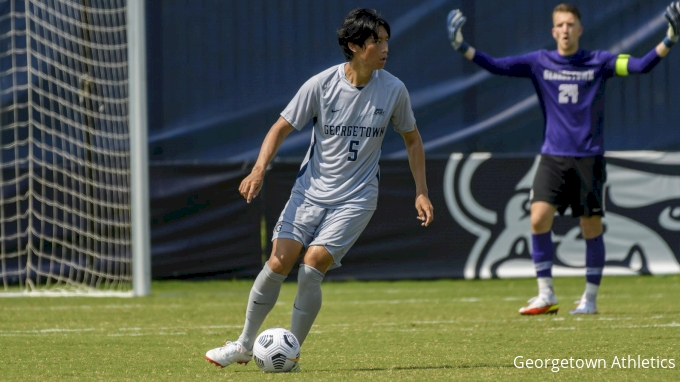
[519,294,559,315]
[569,296,598,315]
[205,341,253,368]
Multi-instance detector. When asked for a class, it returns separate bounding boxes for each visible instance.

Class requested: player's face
[354,26,389,70]
[551,11,582,55]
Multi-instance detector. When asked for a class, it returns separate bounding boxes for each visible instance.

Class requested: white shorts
[272,195,374,270]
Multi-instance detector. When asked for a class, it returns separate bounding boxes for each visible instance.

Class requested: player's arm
[446,9,532,77]
[614,2,680,76]
[660,1,680,57]
[446,9,476,60]
[400,125,433,227]
[239,117,295,203]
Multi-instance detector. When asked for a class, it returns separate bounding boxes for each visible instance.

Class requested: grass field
[2,275,679,381]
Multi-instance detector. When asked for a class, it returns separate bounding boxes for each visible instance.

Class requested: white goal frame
[0,0,151,297]
[128,0,150,297]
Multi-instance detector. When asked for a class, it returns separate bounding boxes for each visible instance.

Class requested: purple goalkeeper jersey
[473,48,660,156]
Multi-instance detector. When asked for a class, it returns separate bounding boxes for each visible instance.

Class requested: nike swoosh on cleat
[253,301,271,305]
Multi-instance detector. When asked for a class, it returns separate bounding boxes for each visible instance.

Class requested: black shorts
[530,154,607,217]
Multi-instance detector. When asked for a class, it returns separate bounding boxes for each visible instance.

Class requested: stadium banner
[149,164,263,279]
[443,151,680,279]
[265,152,680,280]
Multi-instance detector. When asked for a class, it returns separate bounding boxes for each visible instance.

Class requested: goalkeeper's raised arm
[446,9,533,77]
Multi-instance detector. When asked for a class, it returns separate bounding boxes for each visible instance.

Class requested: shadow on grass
[229,364,516,373]
[279,364,516,373]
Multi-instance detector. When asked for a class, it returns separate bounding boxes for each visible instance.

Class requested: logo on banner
[444,152,680,279]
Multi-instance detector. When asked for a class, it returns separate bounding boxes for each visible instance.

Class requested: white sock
[585,282,599,303]
[537,277,554,297]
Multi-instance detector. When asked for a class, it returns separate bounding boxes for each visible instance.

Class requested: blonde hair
[553,3,581,22]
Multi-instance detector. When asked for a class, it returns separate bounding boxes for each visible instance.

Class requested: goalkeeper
[446,3,679,315]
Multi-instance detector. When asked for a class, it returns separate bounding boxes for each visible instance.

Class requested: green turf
[1,275,678,381]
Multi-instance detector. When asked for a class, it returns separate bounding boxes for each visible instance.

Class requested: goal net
[1,0,133,296]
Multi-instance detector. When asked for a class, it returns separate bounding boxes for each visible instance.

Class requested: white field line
[1,302,257,311]
[1,320,678,338]
[0,293,665,312]
[308,321,680,335]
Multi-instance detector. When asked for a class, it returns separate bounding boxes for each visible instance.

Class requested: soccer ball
[252,328,300,372]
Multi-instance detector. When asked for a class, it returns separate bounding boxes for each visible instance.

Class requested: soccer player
[205,8,433,369]
[446,3,680,315]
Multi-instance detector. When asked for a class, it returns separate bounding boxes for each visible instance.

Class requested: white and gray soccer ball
[252,328,300,372]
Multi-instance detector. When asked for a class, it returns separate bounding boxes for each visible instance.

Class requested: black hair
[337,8,390,61]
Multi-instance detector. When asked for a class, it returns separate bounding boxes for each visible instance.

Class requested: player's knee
[580,217,603,239]
[267,238,304,274]
[266,256,290,275]
[530,213,552,233]
[267,252,301,275]
[301,246,334,274]
[530,202,556,233]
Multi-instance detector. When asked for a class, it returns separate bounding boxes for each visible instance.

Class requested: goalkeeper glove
[447,9,470,53]
[664,1,680,47]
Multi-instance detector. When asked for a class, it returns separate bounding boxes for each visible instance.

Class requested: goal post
[0,0,150,296]
[128,0,150,297]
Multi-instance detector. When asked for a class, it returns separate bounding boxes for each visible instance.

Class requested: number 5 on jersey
[348,140,359,161]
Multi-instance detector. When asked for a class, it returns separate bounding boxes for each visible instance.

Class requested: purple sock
[532,232,554,278]
[586,234,605,285]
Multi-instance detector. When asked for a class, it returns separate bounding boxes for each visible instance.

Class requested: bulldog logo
[444,152,680,279]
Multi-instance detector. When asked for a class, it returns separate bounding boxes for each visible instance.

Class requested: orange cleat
[519,295,559,315]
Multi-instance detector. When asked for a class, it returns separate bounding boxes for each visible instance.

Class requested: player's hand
[664,2,680,47]
[446,9,468,53]
[415,194,434,227]
[239,171,264,203]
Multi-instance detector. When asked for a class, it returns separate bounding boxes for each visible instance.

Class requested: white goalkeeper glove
[664,1,680,47]
[447,9,470,53]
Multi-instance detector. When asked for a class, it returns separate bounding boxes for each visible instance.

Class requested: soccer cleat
[569,296,598,315]
[519,295,559,315]
[205,341,253,368]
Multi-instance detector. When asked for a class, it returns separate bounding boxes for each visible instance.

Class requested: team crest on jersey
[373,108,384,115]
[444,153,680,279]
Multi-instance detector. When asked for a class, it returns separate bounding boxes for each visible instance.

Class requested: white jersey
[281,63,416,210]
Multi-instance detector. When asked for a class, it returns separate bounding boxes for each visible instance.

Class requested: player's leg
[520,155,566,315]
[570,216,604,314]
[206,197,318,368]
[570,156,606,315]
[205,238,304,368]
[531,200,558,293]
[289,245,333,347]
[290,207,374,346]
[236,238,303,349]
[519,201,560,315]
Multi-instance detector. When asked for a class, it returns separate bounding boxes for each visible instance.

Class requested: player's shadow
[314,364,516,372]
[231,364,515,373]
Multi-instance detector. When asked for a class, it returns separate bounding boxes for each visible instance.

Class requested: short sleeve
[389,85,416,133]
[280,77,320,130]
